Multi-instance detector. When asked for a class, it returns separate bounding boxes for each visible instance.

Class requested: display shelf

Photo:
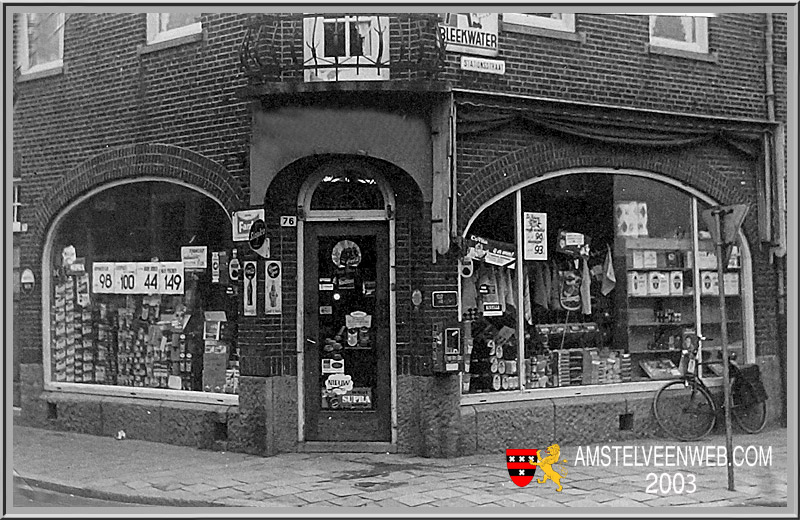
[630,349,682,354]
[626,267,693,272]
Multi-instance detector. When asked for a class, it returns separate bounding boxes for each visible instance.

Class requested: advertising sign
[465,234,515,267]
[181,246,208,270]
[232,209,266,242]
[524,212,548,261]
[438,13,499,57]
[159,262,185,295]
[265,260,282,315]
[243,261,257,316]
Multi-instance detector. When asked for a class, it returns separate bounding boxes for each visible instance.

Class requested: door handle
[306,338,317,345]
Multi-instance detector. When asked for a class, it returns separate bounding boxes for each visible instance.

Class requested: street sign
[701,204,749,245]
[701,204,749,266]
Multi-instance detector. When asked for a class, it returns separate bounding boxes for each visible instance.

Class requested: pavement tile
[326,487,362,497]
[564,498,605,507]
[373,498,409,508]
[294,490,339,503]
[432,497,478,508]
[263,485,304,497]
[601,497,650,507]
[183,483,218,494]
[394,493,436,507]
[423,488,465,500]
[202,487,247,500]
[329,495,371,507]
[234,482,269,493]
[359,489,405,501]
[462,493,505,505]
[644,494,700,507]
[620,490,661,502]
[123,480,154,490]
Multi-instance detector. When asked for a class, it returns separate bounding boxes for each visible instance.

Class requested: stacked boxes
[52,280,69,382]
[620,353,632,382]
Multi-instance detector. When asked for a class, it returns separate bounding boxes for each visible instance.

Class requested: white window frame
[146,13,202,45]
[649,15,709,54]
[303,15,390,82]
[18,13,64,75]
[13,179,25,233]
[503,13,575,33]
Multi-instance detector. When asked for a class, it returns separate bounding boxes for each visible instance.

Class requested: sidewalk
[10,423,792,510]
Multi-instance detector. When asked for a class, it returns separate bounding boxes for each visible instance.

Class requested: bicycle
[652,334,768,441]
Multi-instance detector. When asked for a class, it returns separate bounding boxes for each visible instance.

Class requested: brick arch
[458,141,758,245]
[31,143,246,253]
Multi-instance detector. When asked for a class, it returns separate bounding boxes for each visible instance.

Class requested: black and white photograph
[5,3,797,517]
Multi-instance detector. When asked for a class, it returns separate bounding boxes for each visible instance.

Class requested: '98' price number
[92,262,184,295]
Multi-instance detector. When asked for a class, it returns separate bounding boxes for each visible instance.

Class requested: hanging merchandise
[600,244,616,296]
[556,230,590,258]
[580,257,592,315]
[558,269,582,312]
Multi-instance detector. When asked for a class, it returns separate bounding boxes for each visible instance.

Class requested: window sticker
[331,240,362,267]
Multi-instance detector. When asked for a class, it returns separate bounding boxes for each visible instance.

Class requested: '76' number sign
[93,262,184,295]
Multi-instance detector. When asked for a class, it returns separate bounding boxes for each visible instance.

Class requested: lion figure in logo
[534,443,568,492]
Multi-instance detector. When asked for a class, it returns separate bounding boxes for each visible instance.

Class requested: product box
[669,271,684,295]
[643,251,658,269]
[627,272,649,296]
[723,272,740,295]
[700,271,719,295]
[697,251,718,270]
[632,250,645,269]
[615,201,640,237]
[648,272,670,296]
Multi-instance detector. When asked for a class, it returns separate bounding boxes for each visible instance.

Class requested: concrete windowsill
[646,44,719,63]
[138,30,205,55]
[501,22,585,44]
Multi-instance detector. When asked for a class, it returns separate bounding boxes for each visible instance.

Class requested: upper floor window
[649,15,709,54]
[146,13,202,45]
[503,13,575,33]
[18,13,64,74]
[303,15,390,82]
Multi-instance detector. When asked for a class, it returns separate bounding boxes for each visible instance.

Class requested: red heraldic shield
[506,449,538,487]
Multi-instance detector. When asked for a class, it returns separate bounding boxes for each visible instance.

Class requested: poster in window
[523,212,547,261]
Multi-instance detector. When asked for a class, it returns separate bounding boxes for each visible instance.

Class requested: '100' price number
[92,262,184,295]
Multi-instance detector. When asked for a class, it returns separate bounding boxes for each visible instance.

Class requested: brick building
[11,10,789,457]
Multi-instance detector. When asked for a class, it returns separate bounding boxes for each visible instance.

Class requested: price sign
[159,262,185,295]
[92,262,115,294]
[524,212,547,260]
[136,262,160,294]
[114,262,138,294]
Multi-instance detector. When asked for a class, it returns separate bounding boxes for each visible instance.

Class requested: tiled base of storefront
[18,358,784,459]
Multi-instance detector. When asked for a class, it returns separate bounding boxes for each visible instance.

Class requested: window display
[48,182,240,394]
[460,173,751,395]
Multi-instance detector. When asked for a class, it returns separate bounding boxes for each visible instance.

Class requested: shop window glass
[649,15,709,54]
[18,13,64,74]
[695,200,744,375]
[461,194,521,393]
[48,182,240,394]
[461,173,750,395]
[503,13,575,32]
[310,171,384,210]
[146,13,202,44]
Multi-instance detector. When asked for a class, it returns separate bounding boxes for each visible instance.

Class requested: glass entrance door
[303,222,391,442]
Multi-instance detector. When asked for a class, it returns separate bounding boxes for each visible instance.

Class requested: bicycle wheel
[731,378,768,434]
[653,380,716,441]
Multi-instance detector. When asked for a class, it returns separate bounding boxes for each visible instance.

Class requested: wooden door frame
[296,163,397,446]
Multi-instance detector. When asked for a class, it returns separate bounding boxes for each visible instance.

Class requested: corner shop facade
[14,12,786,457]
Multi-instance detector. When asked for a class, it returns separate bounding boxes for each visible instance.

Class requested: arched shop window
[461,172,751,396]
[45,181,240,398]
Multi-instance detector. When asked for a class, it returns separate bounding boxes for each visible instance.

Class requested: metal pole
[712,208,735,491]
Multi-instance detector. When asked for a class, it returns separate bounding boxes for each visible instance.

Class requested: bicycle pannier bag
[738,364,768,402]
